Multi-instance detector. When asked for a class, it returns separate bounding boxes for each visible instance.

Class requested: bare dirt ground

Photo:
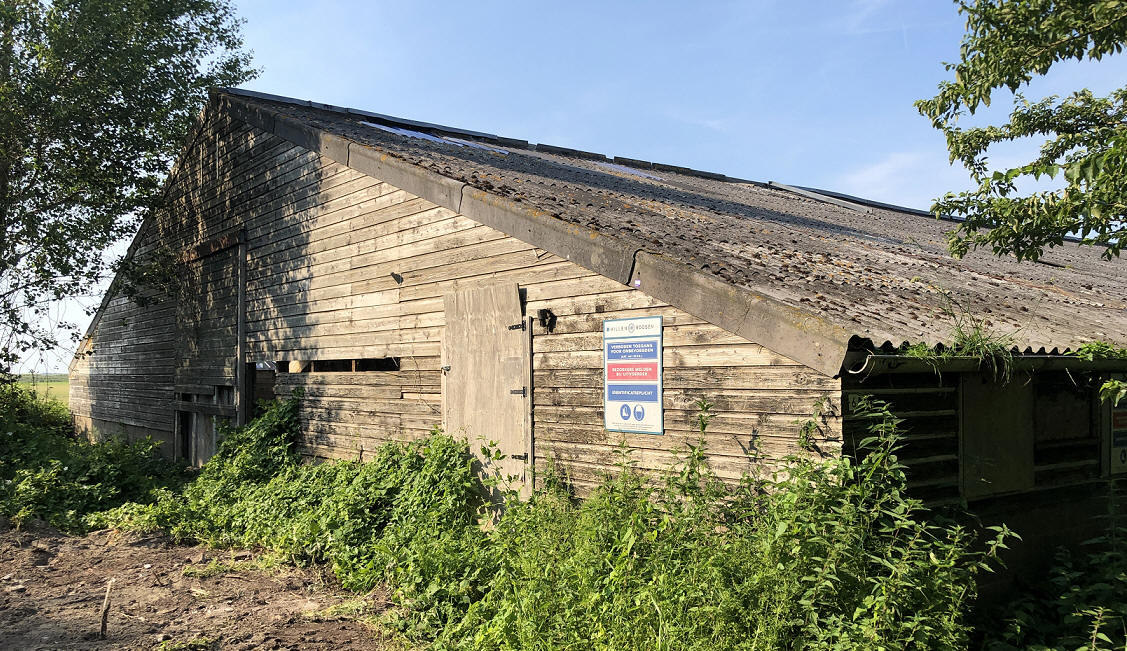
[0,520,395,650]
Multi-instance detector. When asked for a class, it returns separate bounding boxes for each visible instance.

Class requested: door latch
[507,322,526,331]
[509,387,527,397]
[511,453,528,461]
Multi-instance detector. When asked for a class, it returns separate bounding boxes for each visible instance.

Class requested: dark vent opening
[357,357,401,372]
[306,358,402,372]
[311,359,353,373]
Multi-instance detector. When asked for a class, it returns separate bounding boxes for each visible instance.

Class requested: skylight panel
[596,161,663,180]
[361,121,449,146]
[442,135,508,155]
[360,121,508,155]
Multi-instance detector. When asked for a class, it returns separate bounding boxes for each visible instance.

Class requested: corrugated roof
[223,89,1127,356]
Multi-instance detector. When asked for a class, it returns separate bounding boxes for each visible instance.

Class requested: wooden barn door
[174,240,242,466]
[443,282,531,491]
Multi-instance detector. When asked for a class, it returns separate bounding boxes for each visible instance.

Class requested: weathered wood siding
[529,296,840,490]
[70,111,282,449]
[68,277,176,445]
[72,112,841,483]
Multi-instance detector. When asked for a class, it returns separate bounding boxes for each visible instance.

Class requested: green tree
[0,0,256,371]
[917,0,1127,262]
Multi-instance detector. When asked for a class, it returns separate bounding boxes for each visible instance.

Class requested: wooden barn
[70,89,1127,559]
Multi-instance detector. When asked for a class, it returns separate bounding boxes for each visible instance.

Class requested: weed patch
[1071,341,1127,406]
[0,384,187,531]
[180,556,278,579]
[14,383,1117,648]
[93,396,1013,648]
[898,297,1017,383]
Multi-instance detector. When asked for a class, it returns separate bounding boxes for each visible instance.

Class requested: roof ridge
[215,88,766,189]
[214,87,958,221]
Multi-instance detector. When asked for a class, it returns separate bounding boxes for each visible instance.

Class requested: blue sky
[19,0,1127,373]
[232,0,1124,208]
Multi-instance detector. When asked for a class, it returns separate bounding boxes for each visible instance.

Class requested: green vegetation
[899,300,1017,383]
[794,395,832,453]
[0,383,186,531]
[89,395,1011,649]
[918,0,1127,262]
[3,386,1125,648]
[0,0,257,370]
[15,373,69,407]
[1071,342,1127,406]
[180,555,280,579]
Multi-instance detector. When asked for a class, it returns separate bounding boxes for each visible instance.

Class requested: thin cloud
[836,150,971,210]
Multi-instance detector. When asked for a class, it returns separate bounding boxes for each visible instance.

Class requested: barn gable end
[70,101,842,491]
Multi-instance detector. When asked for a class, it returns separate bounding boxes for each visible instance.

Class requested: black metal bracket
[537,308,557,332]
[509,387,526,397]
[507,322,526,331]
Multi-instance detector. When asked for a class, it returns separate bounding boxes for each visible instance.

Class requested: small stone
[1,574,11,581]
[143,564,152,569]
[155,633,172,642]
[6,584,25,593]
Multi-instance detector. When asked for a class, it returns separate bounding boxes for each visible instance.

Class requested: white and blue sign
[604,316,663,434]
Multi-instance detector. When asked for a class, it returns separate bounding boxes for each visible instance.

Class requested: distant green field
[16,374,69,407]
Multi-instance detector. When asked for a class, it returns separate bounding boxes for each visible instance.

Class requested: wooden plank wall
[70,110,286,449]
[841,373,960,504]
[529,294,840,492]
[72,114,841,485]
[175,246,240,388]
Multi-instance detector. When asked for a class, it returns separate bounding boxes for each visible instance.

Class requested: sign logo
[620,404,632,421]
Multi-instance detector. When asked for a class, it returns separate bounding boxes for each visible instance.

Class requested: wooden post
[99,578,116,639]
[235,236,248,426]
[523,315,534,497]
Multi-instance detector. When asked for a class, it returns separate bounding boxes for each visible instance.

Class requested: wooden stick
[99,578,116,639]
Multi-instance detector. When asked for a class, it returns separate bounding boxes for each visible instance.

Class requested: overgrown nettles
[11,387,1124,648]
[92,395,1011,649]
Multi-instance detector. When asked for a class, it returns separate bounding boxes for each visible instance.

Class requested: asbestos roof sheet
[236,93,1127,353]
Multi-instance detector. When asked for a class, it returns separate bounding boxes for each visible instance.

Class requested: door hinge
[511,453,528,461]
[510,387,527,397]
[507,322,526,331]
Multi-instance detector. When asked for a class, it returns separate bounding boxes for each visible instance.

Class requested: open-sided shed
[70,89,1127,559]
